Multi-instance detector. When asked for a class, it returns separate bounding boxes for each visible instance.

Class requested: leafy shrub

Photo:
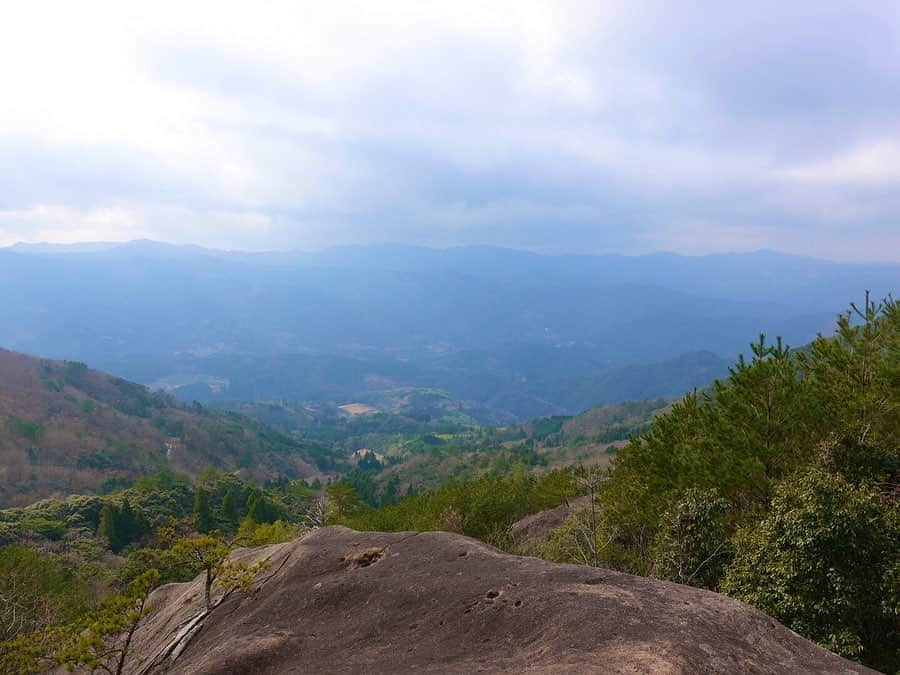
[722,470,898,669]
[0,546,90,641]
[236,518,298,546]
[650,488,730,589]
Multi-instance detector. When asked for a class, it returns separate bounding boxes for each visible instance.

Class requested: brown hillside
[124,527,873,674]
[0,349,322,507]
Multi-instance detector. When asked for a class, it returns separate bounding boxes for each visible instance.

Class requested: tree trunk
[115,597,145,675]
[205,570,213,610]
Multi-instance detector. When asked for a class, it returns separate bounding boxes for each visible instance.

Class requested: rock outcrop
[509,495,592,549]
[126,527,874,674]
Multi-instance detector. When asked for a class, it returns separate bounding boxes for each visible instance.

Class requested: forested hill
[0,349,337,507]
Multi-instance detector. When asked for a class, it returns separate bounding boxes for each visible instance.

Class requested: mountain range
[1,241,895,419]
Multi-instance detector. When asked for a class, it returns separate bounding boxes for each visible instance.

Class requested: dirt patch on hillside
[339,403,378,415]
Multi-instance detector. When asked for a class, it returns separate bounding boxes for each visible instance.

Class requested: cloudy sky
[1,1,899,260]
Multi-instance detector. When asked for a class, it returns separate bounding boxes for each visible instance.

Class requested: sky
[1,1,899,260]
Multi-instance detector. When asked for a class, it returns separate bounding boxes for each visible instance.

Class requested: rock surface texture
[127,526,875,674]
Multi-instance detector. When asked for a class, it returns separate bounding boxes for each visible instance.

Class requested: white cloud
[0,1,899,259]
[780,139,900,185]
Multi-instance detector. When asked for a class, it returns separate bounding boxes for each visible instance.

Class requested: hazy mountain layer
[2,242,894,418]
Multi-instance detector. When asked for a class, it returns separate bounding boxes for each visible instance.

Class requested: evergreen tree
[220,489,239,525]
[247,495,274,524]
[97,504,123,553]
[55,569,159,675]
[325,482,363,522]
[193,488,214,533]
[171,533,268,610]
[119,498,138,544]
[98,500,145,553]
[799,292,899,447]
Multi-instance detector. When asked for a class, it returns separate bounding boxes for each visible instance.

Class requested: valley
[4,242,893,421]
[0,247,896,673]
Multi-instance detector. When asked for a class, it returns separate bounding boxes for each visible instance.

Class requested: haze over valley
[3,241,894,421]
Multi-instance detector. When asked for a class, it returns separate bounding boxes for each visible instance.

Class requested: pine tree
[247,495,273,524]
[193,488,214,533]
[55,569,160,675]
[800,292,899,447]
[220,489,239,525]
[119,498,137,544]
[171,533,268,610]
[97,504,123,553]
[325,482,362,522]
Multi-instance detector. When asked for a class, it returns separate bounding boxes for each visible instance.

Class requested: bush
[650,488,730,590]
[19,518,66,540]
[0,546,90,641]
[236,519,298,546]
[722,469,898,669]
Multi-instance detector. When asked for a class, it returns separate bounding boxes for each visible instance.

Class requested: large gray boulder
[126,526,875,674]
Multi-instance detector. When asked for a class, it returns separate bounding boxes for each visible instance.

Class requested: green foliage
[220,489,239,525]
[0,546,90,641]
[650,488,730,590]
[346,469,578,540]
[97,498,146,553]
[152,415,185,437]
[594,296,899,670]
[325,482,364,522]
[17,517,65,540]
[193,488,214,533]
[0,297,893,670]
[540,508,598,566]
[0,569,155,674]
[722,470,897,669]
[799,292,899,447]
[236,518,297,546]
[54,568,159,675]
[62,360,88,387]
[530,415,569,442]
[171,532,269,609]
[3,416,44,442]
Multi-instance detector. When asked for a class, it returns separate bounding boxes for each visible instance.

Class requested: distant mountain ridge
[1,240,895,419]
[5,239,895,308]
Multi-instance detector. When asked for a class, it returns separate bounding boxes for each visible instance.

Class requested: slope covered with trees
[0,350,339,506]
[569,295,898,670]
